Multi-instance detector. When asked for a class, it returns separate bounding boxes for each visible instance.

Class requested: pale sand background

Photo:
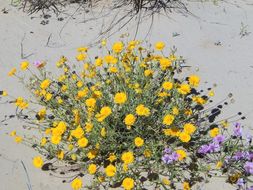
[0,0,253,189]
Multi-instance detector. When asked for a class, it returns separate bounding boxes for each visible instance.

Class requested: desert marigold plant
[2,39,253,190]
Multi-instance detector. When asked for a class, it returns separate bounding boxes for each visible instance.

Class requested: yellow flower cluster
[6,40,220,190]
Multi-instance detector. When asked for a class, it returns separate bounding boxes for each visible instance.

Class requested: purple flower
[236,178,244,187]
[162,154,172,164]
[213,134,225,144]
[247,152,253,161]
[198,144,210,154]
[162,152,179,164]
[164,148,172,154]
[33,60,45,68]
[170,152,179,161]
[247,134,252,144]
[233,152,245,161]
[233,122,243,137]
[244,162,253,174]
[208,143,220,153]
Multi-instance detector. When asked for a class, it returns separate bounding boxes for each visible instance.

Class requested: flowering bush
[2,40,253,190]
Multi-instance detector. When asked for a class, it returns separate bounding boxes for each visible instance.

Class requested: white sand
[0,0,253,189]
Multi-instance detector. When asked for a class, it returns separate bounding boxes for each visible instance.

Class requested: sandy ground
[0,0,253,189]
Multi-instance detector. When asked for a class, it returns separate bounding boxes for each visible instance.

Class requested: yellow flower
[101,39,107,46]
[122,177,134,190]
[38,108,46,120]
[176,149,187,161]
[192,96,206,105]
[144,149,152,158]
[159,58,172,70]
[76,81,83,88]
[2,90,8,96]
[163,114,175,126]
[71,126,84,139]
[77,89,88,99]
[104,55,117,64]
[162,81,173,90]
[60,85,67,93]
[162,178,171,185]
[33,156,43,168]
[8,68,17,76]
[68,144,74,151]
[85,98,96,108]
[76,53,87,61]
[121,151,134,164]
[108,67,118,73]
[105,164,116,177]
[209,90,215,97]
[88,164,97,175]
[178,83,191,95]
[71,178,83,190]
[96,106,112,122]
[158,92,170,97]
[155,41,165,51]
[112,41,124,53]
[15,97,23,106]
[210,127,220,138]
[221,120,229,128]
[188,75,200,87]
[10,130,16,137]
[183,182,190,190]
[77,47,88,52]
[51,135,61,145]
[58,74,66,82]
[216,161,223,169]
[124,114,136,126]
[40,79,51,89]
[71,154,77,161]
[183,123,196,135]
[57,150,64,160]
[136,104,150,116]
[19,101,29,109]
[184,109,193,116]
[87,149,98,160]
[163,127,180,137]
[123,163,128,172]
[108,153,117,162]
[83,123,92,133]
[20,61,29,70]
[45,128,51,135]
[93,90,102,99]
[57,98,63,104]
[134,137,144,147]
[78,137,89,148]
[101,127,106,137]
[127,40,138,50]
[40,137,47,146]
[15,136,23,143]
[95,58,103,67]
[179,132,191,143]
[57,121,67,133]
[172,107,179,115]
[144,69,154,77]
[45,93,52,101]
[114,92,127,104]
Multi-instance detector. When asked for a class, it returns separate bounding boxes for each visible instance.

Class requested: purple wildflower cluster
[244,162,253,175]
[198,134,225,154]
[232,152,253,161]
[162,148,179,164]
[233,122,243,137]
